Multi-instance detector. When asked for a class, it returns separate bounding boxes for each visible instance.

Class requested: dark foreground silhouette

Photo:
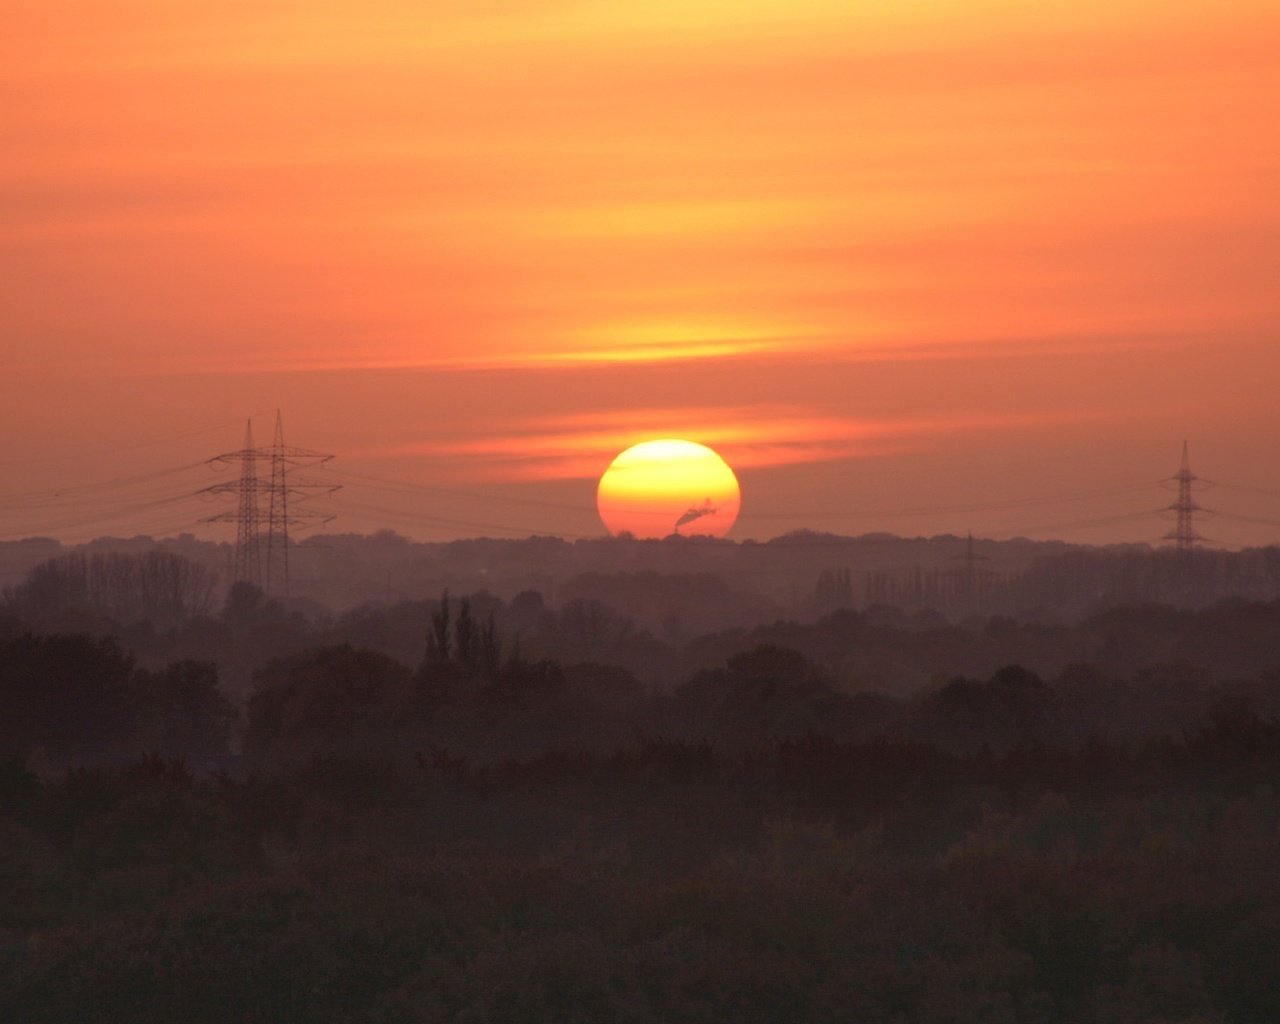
[3,612,1280,1022]
[3,723,1279,1023]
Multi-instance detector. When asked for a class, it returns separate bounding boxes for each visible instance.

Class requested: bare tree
[5,552,216,628]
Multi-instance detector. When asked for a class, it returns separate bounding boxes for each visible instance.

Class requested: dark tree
[425,590,452,663]
[6,552,216,628]
[245,645,415,765]
[133,660,236,761]
[0,633,138,766]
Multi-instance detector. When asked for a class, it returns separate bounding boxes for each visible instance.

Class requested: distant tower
[204,414,337,592]
[202,420,266,586]
[266,412,289,592]
[262,411,337,594]
[235,421,263,585]
[1163,441,1204,551]
[955,531,988,607]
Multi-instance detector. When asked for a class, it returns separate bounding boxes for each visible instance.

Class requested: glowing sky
[3,1,1278,547]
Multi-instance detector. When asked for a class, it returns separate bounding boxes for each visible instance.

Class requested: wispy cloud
[390,404,1089,481]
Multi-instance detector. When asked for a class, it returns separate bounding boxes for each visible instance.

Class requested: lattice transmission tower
[1163,440,1205,551]
[261,412,338,592]
[202,421,265,585]
[954,531,988,607]
[203,413,337,592]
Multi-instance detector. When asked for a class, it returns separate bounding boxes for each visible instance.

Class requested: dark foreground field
[3,723,1278,1024]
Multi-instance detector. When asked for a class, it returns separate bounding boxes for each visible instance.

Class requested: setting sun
[597,440,742,540]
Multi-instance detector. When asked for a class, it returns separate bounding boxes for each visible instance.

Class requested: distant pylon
[202,420,266,586]
[955,531,988,605]
[262,411,338,594]
[1163,441,1204,551]
[202,414,338,592]
[234,421,262,585]
[266,412,289,592]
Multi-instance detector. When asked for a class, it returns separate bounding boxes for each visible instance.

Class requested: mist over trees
[5,531,1278,627]
[2,531,1279,1021]
[4,551,216,629]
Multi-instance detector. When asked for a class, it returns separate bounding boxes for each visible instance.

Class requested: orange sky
[3,0,1278,547]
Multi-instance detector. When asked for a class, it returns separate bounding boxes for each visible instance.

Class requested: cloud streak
[392,405,1093,481]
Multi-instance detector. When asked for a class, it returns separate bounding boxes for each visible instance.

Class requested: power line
[0,412,277,467]
[989,509,1164,539]
[1163,441,1206,550]
[0,462,210,509]
[1204,480,1280,501]
[2,428,1277,550]
[325,467,587,513]
[199,414,336,591]
[330,494,595,540]
[1215,511,1280,529]
[739,483,1154,522]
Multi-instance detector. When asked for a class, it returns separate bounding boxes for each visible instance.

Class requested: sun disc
[597,439,741,539]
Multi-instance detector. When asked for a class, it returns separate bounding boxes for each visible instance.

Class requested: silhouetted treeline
[6,601,1277,780]
[0,634,234,771]
[3,550,216,629]
[7,576,1280,757]
[5,583,1280,1021]
[236,635,1280,772]
[3,714,1279,1021]
[6,532,1278,627]
[6,541,1279,707]
[686,598,1280,698]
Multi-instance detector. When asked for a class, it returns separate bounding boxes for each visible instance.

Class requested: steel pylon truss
[1163,440,1207,551]
[201,412,337,591]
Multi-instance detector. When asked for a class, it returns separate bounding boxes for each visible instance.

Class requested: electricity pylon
[202,421,265,585]
[262,411,337,593]
[1163,441,1205,551]
[203,414,336,592]
[954,531,988,606]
